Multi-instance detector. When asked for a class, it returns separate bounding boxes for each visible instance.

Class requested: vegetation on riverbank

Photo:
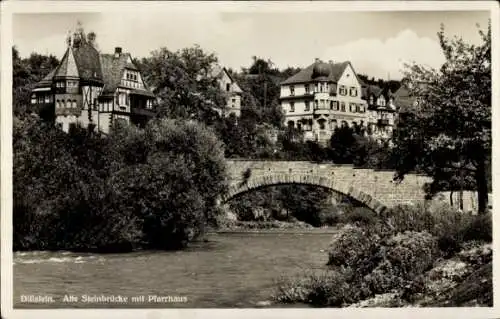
[14,116,228,252]
[273,203,492,307]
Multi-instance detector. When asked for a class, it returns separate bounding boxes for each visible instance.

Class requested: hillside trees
[12,47,59,117]
[393,22,491,214]
[136,46,227,124]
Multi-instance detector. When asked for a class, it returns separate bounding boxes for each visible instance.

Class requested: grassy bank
[273,203,492,307]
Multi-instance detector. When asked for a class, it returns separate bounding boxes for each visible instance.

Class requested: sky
[13,10,490,80]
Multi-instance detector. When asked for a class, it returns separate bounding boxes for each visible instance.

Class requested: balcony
[313,106,330,116]
[280,92,314,100]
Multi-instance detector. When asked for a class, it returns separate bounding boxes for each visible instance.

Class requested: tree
[136,46,226,124]
[12,47,59,117]
[394,22,491,214]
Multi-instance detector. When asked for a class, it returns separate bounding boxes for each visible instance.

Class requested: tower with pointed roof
[31,27,156,133]
[279,58,368,145]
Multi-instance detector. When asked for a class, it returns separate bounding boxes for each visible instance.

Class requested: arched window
[72,100,77,108]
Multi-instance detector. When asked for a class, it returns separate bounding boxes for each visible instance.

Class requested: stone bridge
[222,160,432,215]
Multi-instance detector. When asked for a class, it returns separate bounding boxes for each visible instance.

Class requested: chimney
[114,47,122,58]
[315,58,320,63]
[328,60,333,64]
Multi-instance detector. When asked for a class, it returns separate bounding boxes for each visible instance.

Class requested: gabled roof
[211,65,243,94]
[281,61,349,85]
[99,52,152,95]
[393,85,415,113]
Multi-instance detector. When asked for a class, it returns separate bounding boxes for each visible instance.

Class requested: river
[14,231,335,308]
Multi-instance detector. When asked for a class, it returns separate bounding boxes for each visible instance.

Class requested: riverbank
[272,209,493,308]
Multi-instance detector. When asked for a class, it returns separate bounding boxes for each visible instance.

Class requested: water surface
[14,231,333,308]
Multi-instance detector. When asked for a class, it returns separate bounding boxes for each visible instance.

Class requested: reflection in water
[14,232,333,308]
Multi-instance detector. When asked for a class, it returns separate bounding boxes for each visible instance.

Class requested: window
[297,123,302,131]
[330,101,333,110]
[314,83,318,92]
[305,101,310,111]
[318,120,325,130]
[290,102,295,112]
[339,85,347,95]
[72,100,77,108]
[119,93,127,106]
[330,120,337,130]
[319,83,324,93]
[314,100,319,109]
[320,100,325,109]
[341,102,346,112]
[350,87,357,97]
[305,84,310,94]
[226,83,230,92]
[31,95,37,104]
[231,98,236,107]
[290,85,295,96]
[369,96,374,104]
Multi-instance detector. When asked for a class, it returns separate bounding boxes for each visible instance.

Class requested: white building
[279,59,368,145]
[211,65,243,117]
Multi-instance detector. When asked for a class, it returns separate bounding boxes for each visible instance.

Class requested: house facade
[211,65,243,117]
[31,30,156,133]
[364,85,397,142]
[279,59,368,145]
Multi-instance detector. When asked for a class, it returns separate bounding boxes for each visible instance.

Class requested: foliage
[12,47,59,118]
[394,22,491,214]
[13,115,228,251]
[228,185,335,226]
[137,46,226,123]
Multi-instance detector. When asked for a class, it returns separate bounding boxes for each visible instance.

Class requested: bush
[363,231,438,296]
[340,206,379,226]
[327,224,382,276]
[13,117,228,251]
[385,203,476,256]
[459,212,492,243]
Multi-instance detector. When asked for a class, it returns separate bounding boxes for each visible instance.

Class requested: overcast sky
[13,10,490,80]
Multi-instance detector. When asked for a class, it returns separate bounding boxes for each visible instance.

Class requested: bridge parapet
[224,159,432,212]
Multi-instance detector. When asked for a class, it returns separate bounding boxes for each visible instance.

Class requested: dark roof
[281,61,350,85]
[73,43,103,81]
[33,43,153,98]
[393,85,415,113]
[35,69,56,88]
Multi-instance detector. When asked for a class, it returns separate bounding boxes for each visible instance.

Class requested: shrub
[340,206,379,226]
[459,212,492,243]
[386,203,476,256]
[363,231,439,296]
[327,224,382,276]
[385,231,439,278]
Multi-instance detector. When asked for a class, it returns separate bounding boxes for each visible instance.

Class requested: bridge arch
[221,173,389,215]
